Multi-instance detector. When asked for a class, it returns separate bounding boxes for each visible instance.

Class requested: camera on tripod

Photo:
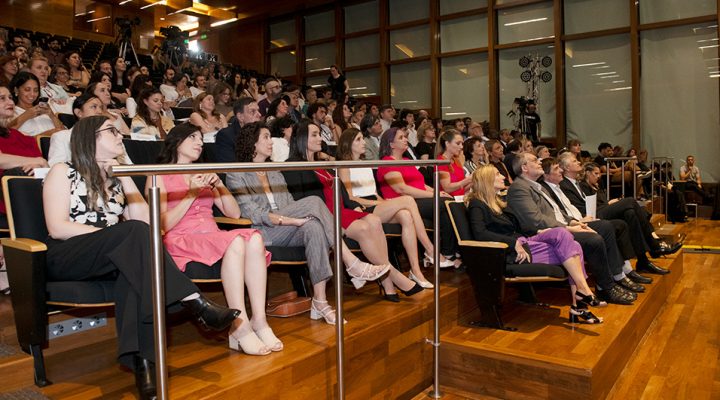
[115,17,140,40]
[513,96,534,114]
[160,26,190,68]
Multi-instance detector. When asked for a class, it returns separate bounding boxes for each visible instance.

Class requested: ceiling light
[504,18,547,27]
[572,62,606,68]
[210,17,238,27]
[140,0,166,10]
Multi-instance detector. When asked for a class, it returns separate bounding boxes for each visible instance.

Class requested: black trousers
[46,220,199,369]
[414,197,457,256]
[599,197,659,258]
[572,219,624,289]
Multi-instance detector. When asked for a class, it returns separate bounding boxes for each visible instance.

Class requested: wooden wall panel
[202,22,265,72]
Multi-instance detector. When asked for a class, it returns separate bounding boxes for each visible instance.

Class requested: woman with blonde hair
[465,165,604,324]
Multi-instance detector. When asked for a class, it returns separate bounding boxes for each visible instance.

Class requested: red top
[437,154,465,196]
[0,128,43,214]
[315,169,368,229]
[377,156,426,199]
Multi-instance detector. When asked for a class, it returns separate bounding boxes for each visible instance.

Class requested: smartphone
[38,97,49,106]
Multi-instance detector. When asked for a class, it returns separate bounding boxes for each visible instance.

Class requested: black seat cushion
[505,263,567,278]
[267,246,308,262]
[122,139,164,165]
[7,178,47,241]
[184,260,222,280]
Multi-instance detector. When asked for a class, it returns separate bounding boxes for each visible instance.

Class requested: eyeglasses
[95,126,122,137]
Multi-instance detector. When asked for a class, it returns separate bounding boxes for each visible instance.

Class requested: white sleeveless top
[349,167,377,198]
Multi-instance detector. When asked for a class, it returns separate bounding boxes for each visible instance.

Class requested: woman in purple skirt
[465,165,604,324]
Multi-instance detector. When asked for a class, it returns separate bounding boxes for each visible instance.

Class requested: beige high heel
[254,327,283,352]
[228,330,271,356]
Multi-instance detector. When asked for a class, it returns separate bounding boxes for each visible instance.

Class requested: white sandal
[346,259,391,289]
[310,299,346,325]
[254,326,283,352]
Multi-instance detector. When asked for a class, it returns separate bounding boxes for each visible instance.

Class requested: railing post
[429,165,442,399]
[148,175,168,400]
[332,168,345,399]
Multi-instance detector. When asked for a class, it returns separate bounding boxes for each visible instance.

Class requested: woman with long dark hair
[436,129,472,198]
[43,115,240,398]
[9,71,64,136]
[110,57,130,104]
[86,82,130,135]
[153,123,279,355]
[188,93,227,137]
[63,51,90,90]
[131,87,174,140]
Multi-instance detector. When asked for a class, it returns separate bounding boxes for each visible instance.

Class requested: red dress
[0,128,42,214]
[314,169,368,229]
[161,174,271,271]
[437,154,466,196]
[377,156,426,199]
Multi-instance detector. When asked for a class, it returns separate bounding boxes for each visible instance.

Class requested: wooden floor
[0,220,718,399]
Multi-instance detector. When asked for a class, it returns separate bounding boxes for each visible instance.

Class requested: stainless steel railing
[603,156,638,201]
[111,158,450,400]
[650,156,674,222]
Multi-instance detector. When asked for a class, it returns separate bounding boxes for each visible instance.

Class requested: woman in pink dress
[153,123,280,356]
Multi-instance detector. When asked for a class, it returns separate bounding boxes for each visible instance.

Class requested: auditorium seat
[445,201,567,331]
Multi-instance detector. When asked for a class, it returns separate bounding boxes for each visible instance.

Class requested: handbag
[266,291,311,318]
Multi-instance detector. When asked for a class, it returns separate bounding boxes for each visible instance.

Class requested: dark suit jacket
[282,167,361,209]
[214,121,241,163]
[506,176,566,236]
[467,198,521,247]
[560,177,587,215]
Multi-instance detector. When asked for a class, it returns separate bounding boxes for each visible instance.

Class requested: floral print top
[66,163,125,227]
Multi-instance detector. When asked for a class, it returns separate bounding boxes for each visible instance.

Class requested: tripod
[115,31,140,66]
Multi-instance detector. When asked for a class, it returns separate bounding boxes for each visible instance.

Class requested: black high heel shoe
[133,355,157,400]
[377,282,400,302]
[569,305,603,324]
[181,294,241,331]
[400,282,424,297]
[575,291,607,308]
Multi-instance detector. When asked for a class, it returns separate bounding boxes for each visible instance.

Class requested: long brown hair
[193,92,221,120]
[465,165,506,215]
[336,128,363,161]
[70,115,116,211]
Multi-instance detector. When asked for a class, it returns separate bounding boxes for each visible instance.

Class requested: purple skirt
[518,227,586,285]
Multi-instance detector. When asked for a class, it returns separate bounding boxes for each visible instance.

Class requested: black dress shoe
[616,276,645,292]
[627,270,653,284]
[650,241,682,258]
[636,260,670,275]
[134,355,157,400]
[181,295,241,331]
[597,285,635,305]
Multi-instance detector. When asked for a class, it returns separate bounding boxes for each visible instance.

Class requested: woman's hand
[514,240,530,264]
[22,157,49,174]
[205,173,222,189]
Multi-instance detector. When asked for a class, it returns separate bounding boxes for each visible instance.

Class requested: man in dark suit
[557,153,680,275]
[507,153,636,305]
[214,98,261,163]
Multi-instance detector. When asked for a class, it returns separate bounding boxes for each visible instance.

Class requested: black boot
[181,294,240,331]
[134,355,157,400]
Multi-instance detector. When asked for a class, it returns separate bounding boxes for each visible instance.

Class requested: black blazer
[467,198,522,249]
[579,182,609,211]
[214,120,241,163]
[282,167,362,210]
[560,178,587,215]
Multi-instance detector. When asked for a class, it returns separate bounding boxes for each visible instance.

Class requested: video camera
[513,96,535,114]
[115,17,141,40]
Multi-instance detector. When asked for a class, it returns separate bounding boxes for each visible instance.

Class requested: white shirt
[190,86,204,98]
[546,181,583,220]
[271,137,290,162]
[159,84,176,100]
[380,119,391,133]
[406,126,418,147]
[14,106,56,136]
[349,167,378,198]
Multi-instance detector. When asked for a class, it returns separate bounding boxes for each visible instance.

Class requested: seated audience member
[401,110,418,147]
[378,104,394,132]
[43,115,240,399]
[467,121,486,141]
[50,64,81,96]
[498,128,512,152]
[264,96,289,125]
[331,102,351,141]
[211,81,233,118]
[10,71,64,136]
[680,154,712,203]
[188,93,227,141]
[158,67,177,100]
[87,82,130,135]
[131,88,174,140]
[336,128,448,288]
[229,73,243,100]
[48,93,132,166]
[284,86,304,123]
[126,75,153,118]
[541,157,651,291]
[350,107,364,130]
[243,76,261,101]
[154,123,280,355]
[165,74,193,107]
[269,116,294,162]
[227,122,391,324]
[28,57,71,114]
[306,102,335,159]
[0,55,18,87]
[377,127,462,269]
[452,118,466,138]
[110,57,130,104]
[190,74,207,98]
[96,59,112,75]
[360,114,383,160]
[535,145,550,160]
[415,119,437,160]
[126,66,140,87]
[502,139,522,181]
[506,153,636,304]
[486,139,512,186]
[301,87,316,115]
[436,129,471,198]
[258,77,282,116]
[566,139,582,160]
[13,45,28,70]
[463,137,487,176]
[595,142,642,197]
[215,97,261,162]
[282,121,423,300]
[466,165,604,323]
[44,37,65,66]
[63,51,90,90]
[577,161,681,265]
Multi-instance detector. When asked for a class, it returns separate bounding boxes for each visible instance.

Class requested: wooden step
[438,252,684,400]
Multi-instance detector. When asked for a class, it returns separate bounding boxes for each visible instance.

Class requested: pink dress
[162,175,271,272]
[377,156,426,199]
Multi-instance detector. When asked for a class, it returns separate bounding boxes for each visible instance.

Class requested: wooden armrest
[1,238,47,252]
[458,240,508,249]
[214,216,252,226]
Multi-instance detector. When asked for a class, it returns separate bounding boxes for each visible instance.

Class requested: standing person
[43,116,240,399]
[523,102,541,142]
[154,123,280,355]
[327,65,348,101]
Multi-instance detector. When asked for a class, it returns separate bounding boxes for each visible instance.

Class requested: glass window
[270,51,296,77]
[269,20,296,49]
[441,53,489,121]
[640,0,716,24]
[564,0,629,35]
[389,0,429,25]
[641,24,720,181]
[498,44,556,138]
[73,0,113,35]
[345,1,379,34]
[440,14,488,53]
[305,11,335,42]
[565,35,631,152]
[346,69,381,98]
[305,43,335,74]
[345,34,380,67]
[391,62,431,109]
[389,26,430,60]
[497,2,554,45]
[305,75,328,89]
[440,0,487,16]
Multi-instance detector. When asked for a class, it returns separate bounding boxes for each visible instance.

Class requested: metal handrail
[603,156,638,201]
[650,156,674,223]
[111,158,451,400]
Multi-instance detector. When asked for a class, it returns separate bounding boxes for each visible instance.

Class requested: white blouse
[349,167,378,198]
[14,106,56,136]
